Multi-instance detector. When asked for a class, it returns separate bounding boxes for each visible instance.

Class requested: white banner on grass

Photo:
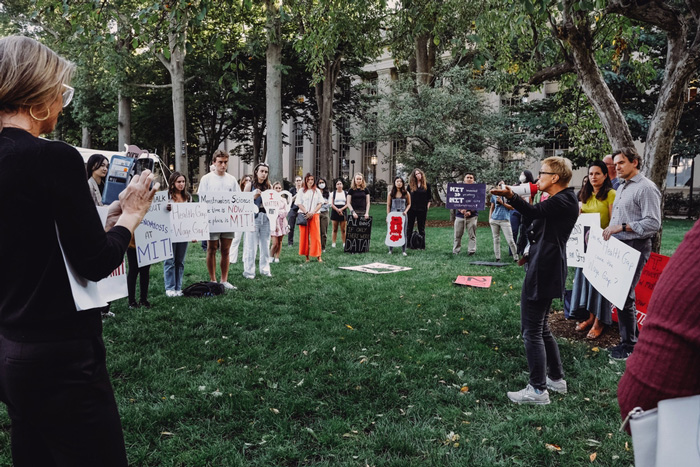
[58,205,128,311]
[199,191,258,233]
[134,191,173,267]
[583,227,641,309]
[566,213,600,268]
[170,202,210,242]
[339,262,412,274]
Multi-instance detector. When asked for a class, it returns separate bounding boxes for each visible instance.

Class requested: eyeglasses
[62,84,74,108]
[538,171,556,177]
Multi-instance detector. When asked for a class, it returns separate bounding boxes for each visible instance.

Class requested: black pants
[406,209,427,247]
[0,334,128,466]
[520,292,564,391]
[618,238,652,349]
[126,247,150,303]
[287,208,299,245]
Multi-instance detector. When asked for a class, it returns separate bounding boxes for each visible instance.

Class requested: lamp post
[370,155,378,186]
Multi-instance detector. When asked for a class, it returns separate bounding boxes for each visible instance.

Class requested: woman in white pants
[489,180,519,262]
[243,164,272,278]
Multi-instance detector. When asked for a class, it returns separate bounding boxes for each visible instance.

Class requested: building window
[366,76,378,96]
[391,138,406,178]
[294,122,304,178]
[315,130,321,177]
[544,127,570,158]
[363,141,376,184]
[338,117,350,180]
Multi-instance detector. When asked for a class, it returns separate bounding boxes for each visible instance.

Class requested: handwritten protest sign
[170,202,209,242]
[566,213,600,268]
[261,189,292,227]
[445,183,486,210]
[199,191,257,233]
[583,227,641,309]
[345,216,372,253]
[58,206,127,310]
[135,191,173,267]
[453,276,492,288]
[385,212,406,247]
[339,262,412,274]
[611,252,670,328]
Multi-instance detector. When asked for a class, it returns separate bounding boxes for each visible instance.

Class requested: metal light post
[370,155,378,186]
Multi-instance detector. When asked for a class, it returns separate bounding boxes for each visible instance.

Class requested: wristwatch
[622,223,627,232]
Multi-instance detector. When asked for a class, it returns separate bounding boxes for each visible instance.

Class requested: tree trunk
[81,126,92,148]
[315,58,341,182]
[266,0,283,183]
[560,7,635,150]
[169,48,187,175]
[117,92,131,151]
[414,33,432,86]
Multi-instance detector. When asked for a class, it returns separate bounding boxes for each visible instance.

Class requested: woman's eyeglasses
[62,84,74,108]
[539,171,556,177]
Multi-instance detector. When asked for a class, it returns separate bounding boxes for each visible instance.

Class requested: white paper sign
[199,191,258,233]
[385,213,407,247]
[261,189,292,227]
[566,213,600,268]
[170,202,210,242]
[58,206,128,311]
[583,227,641,309]
[134,191,173,267]
[339,262,412,274]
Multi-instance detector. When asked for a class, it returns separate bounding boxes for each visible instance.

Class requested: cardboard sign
[58,206,127,310]
[339,262,412,274]
[583,227,641,310]
[261,189,292,227]
[170,202,210,242]
[385,212,406,247]
[566,213,601,268]
[454,276,492,288]
[611,252,670,328]
[345,216,372,253]
[199,191,258,233]
[134,191,173,267]
[445,183,486,210]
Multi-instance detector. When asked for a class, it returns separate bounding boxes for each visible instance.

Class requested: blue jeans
[163,242,189,291]
[520,291,564,391]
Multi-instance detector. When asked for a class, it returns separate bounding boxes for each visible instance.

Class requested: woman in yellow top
[571,160,616,339]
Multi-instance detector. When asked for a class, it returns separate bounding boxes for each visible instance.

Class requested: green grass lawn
[0,208,694,466]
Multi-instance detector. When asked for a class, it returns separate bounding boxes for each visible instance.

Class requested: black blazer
[509,187,579,301]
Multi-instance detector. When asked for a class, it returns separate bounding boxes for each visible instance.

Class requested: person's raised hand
[491,185,513,198]
[115,169,160,233]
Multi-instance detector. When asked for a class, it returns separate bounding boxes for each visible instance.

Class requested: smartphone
[102,156,134,205]
[134,157,154,175]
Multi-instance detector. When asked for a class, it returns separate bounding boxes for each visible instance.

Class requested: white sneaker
[221,281,237,290]
[332,243,336,248]
[507,384,550,405]
[175,290,183,296]
[165,290,177,297]
[402,252,407,256]
[274,258,280,263]
[546,376,567,394]
[388,250,392,254]
[262,272,272,277]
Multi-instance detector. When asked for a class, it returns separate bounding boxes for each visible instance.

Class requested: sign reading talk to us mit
[445,183,486,210]
[134,191,173,267]
[199,191,258,233]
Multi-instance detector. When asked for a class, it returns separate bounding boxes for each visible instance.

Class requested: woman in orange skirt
[295,173,324,262]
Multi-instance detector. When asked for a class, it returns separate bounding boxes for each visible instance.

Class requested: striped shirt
[610,172,661,240]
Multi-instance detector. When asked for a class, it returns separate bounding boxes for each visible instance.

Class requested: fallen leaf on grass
[586,439,601,446]
[270,408,280,414]
[590,452,597,462]
[460,386,469,393]
[592,347,600,352]
[346,324,354,330]
[217,358,225,364]
[545,443,562,452]
[160,431,174,436]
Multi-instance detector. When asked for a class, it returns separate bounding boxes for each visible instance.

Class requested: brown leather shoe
[587,326,605,339]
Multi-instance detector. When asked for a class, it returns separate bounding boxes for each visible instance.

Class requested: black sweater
[0,128,131,341]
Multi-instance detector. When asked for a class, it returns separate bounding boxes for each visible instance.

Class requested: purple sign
[445,183,486,210]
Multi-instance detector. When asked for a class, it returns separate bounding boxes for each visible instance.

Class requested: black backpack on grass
[409,230,425,250]
[182,281,225,298]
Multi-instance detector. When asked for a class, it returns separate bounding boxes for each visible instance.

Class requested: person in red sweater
[618,219,700,418]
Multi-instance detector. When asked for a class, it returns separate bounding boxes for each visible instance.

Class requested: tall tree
[289,0,387,182]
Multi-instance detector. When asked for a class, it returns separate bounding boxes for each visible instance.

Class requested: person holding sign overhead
[0,36,158,466]
[492,156,579,405]
[243,163,272,278]
[570,160,616,339]
[164,172,193,297]
[296,173,324,262]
